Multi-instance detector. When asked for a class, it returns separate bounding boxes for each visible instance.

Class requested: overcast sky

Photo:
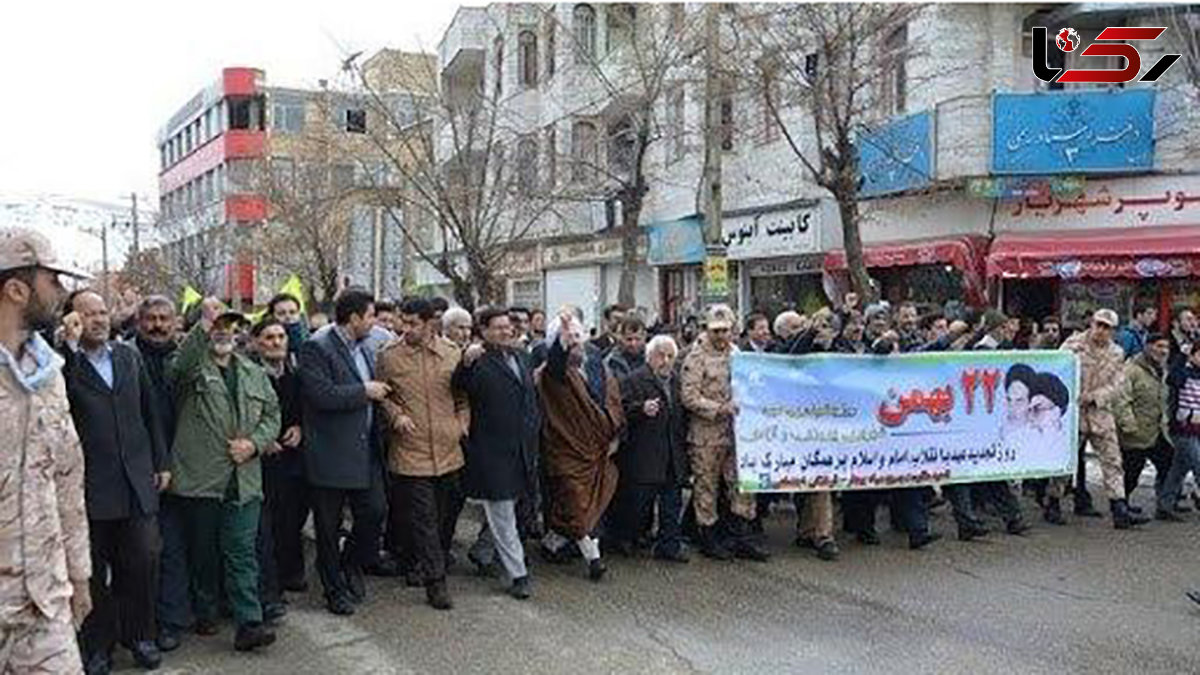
[0,0,462,208]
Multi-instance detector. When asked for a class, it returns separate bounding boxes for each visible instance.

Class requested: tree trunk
[617,199,641,308]
[836,193,878,304]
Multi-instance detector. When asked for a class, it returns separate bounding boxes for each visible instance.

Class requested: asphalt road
[144,479,1200,675]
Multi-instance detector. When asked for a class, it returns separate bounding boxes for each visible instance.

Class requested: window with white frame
[571,119,598,183]
[517,136,538,194]
[574,4,597,64]
[519,30,538,88]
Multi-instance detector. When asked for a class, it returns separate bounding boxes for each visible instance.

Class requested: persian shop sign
[992,90,1156,175]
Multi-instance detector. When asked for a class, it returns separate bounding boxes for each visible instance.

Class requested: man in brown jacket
[0,228,92,673]
[680,305,769,562]
[377,297,467,610]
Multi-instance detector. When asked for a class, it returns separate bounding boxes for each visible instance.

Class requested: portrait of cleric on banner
[731,351,1080,492]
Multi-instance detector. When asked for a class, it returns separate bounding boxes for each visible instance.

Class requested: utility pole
[701,3,731,307]
[130,192,140,254]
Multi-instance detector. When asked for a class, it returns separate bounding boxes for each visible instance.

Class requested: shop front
[824,234,991,308]
[720,198,830,317]
[646,216,706,326]
[541,234,653,331]
[989,174,1200,328]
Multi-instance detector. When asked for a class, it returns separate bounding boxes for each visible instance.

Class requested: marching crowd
[4,226,1200,673]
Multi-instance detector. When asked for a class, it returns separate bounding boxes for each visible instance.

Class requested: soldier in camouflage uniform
[1055,309,1151,529]
[0,228,92,674]
[680,305,769,562]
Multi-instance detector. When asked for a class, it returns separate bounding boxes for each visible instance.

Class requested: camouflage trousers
[0,603,81,674]
[689,443,755,527]
[1049,409,1125,501]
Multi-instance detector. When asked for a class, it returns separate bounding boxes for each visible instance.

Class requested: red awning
[824,235,990,304]
[987,225,1200,279]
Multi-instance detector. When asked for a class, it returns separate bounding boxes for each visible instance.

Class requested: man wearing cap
[680,304,769,562]
[1057,309,1150,529]
[0,228,92,673]
[169,299,280,651]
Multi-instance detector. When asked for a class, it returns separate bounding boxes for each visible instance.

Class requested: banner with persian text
[731,351,1080,492]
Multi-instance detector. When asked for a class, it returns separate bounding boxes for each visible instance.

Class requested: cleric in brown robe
[536,309,625,581]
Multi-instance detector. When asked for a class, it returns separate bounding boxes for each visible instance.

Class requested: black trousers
[310,474,385,601]
[80,514,161,656]
[842,489,930,539]
[391,472,465,584]
[1122,435,1174,500]
[264,467,309,588]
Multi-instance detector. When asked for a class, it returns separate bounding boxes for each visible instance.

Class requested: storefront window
[749,274,825,319]
[875,265,963,308]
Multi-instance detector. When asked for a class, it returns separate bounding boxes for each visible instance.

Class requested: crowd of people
[4,226,1200,674]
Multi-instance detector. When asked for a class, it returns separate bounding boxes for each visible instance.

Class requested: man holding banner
[681,305,769,563]
[1057,310,1150,530]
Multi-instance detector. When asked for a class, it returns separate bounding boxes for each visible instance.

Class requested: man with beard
[613,335,689,563]
[740,313,772,354]
[251,318,308,615]
[169,302,279,652]
[1058,309,1149,529]
[605,315,647,382]
[681,305,770,562]
[268,293,308,359]
[1113,334,1175,520]
[442,307,473,348]
[537,309,625,581]
[0,228,92,673]
[377,298,468,610]
[132,296,192,652]
[62,291,168,673]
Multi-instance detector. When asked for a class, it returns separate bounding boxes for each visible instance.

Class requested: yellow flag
[180,285,203,314]
[280,275,306,315]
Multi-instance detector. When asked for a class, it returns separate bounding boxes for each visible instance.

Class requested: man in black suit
[613,334,689,563]
[454,307,541,600]
[298,288,392,616]
[62,291,169,673]
[132,295,190,653]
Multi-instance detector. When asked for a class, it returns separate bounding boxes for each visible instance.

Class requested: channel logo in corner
[1032,26,1181,84]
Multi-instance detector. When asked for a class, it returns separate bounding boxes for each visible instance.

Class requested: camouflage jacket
[680,334,736,447]
[1062,330,1127,414]
[0,333,90,623]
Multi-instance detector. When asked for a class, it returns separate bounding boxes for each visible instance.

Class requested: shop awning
[824,235,990,305]
[987,225,1200,279]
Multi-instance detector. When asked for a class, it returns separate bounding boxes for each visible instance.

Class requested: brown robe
[537,360,625,540]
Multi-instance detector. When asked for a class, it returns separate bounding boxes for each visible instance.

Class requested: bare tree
[739,3,926,302]
[341,45,568,309]
[552,4,706,307]
[248,142,363,306]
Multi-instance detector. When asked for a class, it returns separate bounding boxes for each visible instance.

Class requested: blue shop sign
[647,216,707,266]
[857,111,934,198]
[992,89,1156,175]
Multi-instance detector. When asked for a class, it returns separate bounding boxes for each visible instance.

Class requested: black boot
[698,526,733,561]
[233,622,276,652]
[1043,497,1066,525]
[1111,499,1150,529]
[425,579,453,610]
[727,517,770,562]
[1074,495,1102,518]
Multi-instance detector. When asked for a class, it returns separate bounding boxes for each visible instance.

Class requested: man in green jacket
[1115,333,1176,519]
[169,299,280,652]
